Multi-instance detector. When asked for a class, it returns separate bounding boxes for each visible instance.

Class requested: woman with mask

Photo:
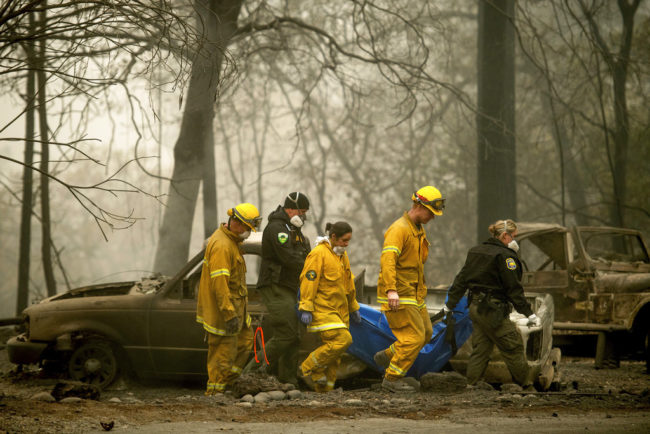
[444,219,540,389]
[298,221,361,392]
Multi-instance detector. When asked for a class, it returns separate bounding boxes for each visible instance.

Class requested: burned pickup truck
[516,223,650,369]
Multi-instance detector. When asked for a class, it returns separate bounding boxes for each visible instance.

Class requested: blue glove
[300,311,313,325]
[351,310,361,324]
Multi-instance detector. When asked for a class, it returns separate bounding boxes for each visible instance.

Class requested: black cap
[284,192,310,210]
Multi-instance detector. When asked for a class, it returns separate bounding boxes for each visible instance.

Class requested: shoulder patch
[306,270,317,281]
[277,232,289,244]
[505,258,517,270]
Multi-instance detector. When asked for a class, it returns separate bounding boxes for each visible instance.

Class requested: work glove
[527,314,541,328]
[350,310,362,324]
[300,310,313,325]
[225,317,240,334]
[431,305,451,324]
[444,309,458,356]
[387,290,400,311]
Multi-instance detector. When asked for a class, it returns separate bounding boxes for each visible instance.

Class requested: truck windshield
[578,230,650,264]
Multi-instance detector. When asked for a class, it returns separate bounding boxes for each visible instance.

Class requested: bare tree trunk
[203,123,217,238]
[154,0,243,275]
[37,3,57,297]
[538,81,589,226]
[609,0,639,227]
[580,0,640,228]
[554,117,590,226]
[476,0,516,242]
[17,11,36,315]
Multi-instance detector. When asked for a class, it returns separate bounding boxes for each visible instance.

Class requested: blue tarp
[347,296,473,378]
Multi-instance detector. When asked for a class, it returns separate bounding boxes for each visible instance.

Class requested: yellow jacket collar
[403,211,424,237]
[219,223,243,243]
[318,236,346,260]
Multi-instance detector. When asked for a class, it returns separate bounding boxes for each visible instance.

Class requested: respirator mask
[507,239,519,252]
[290,214,306,228]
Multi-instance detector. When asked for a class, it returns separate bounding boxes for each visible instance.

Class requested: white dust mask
[239,230,251,240]
[508,240,519,252]
[333,246,346,255]
[290,214,305,228]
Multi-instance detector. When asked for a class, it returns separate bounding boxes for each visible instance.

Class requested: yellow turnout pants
[381,305,432,380]
[205,325,253,395]
[301,328,352,392]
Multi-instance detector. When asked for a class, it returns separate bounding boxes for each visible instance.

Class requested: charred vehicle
[7,245,264,389]
[515,223,650,368]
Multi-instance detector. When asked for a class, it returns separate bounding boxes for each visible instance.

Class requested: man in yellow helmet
[196,203,262,395]
[374,186,445,392]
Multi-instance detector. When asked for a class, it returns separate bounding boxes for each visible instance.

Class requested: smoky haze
[1,0,648,318]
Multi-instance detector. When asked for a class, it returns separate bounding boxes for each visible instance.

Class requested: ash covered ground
[1,328,649,433]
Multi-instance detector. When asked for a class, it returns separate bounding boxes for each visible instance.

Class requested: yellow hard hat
[228,203,262,231]
[412,186,445,216]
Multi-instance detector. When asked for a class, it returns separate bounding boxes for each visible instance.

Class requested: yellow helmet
[412,186,445,216]
[228,203,262,232]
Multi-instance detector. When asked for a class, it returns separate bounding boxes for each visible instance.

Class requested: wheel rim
[68,341,117,388]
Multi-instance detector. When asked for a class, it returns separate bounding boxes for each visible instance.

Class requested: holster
[476,293,511,329]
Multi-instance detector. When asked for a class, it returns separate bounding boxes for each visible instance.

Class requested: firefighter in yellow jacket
[374,186,445,392]
[298,221,361,392]
[196,203,261,395]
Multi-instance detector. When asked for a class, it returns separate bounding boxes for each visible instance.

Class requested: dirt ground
[1,327,649,434]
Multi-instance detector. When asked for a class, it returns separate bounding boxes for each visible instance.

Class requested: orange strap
[253,326,269,365]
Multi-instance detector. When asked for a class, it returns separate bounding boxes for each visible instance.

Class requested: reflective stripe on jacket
[299,240,360,333]
[377,212,430,311]
[196,224,250,336]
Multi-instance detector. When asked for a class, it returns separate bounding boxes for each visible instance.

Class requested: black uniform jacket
[257,205,311,292]
[446,238,533,317]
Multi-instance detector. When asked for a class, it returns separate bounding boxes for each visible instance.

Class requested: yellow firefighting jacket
[377,212,430,311]
[196,224,251,336]
[298,239,360,333]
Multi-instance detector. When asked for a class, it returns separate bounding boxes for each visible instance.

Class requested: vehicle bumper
[7,334,48,364]
[553,322,628,332]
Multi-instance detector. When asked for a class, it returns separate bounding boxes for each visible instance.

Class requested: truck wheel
[68,339,119,389]
[594,332,619,369]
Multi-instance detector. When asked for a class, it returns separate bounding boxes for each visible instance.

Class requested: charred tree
[16,11,36,314]
[154,0,243,275]
[582,0,641,228]
[476,0,516,242]
[37,3,56,297]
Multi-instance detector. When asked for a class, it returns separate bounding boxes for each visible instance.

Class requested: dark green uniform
[256,205,310,384]
[447,238,533,386]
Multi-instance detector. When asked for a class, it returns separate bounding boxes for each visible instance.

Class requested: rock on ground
[51,381,100,401]
[420,371,467,393]
[231,373,285,398]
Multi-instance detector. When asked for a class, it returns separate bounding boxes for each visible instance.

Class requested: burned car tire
[68,339,119,389]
